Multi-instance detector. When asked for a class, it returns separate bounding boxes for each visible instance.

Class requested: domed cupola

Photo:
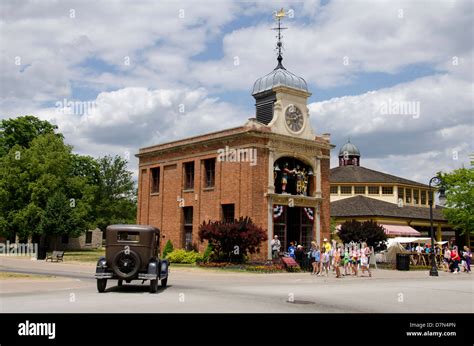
[252,61,308,96]
[251,9,311,127]
[338,139,361,166]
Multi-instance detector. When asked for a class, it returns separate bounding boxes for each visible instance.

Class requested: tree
[0,133,96,241]
[198,217,267,263]
[338,220,387,250]
[0,115,61,156]
[94,155,136,231]
[162,240,174,258]
[438,168,474,235]
[0,116,137,243]
[38,192,84,239]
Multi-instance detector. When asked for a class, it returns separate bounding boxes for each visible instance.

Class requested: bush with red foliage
[198,217,267,263]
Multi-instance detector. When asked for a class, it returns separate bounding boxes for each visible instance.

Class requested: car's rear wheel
[161,277,168,287]
[150,278,158,293]
[118,279,123,287]
[111,250,141,280]
[97,279,107,293]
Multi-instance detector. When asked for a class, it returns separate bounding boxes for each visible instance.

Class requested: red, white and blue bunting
[303,207,314,222]
[273,205,284,219]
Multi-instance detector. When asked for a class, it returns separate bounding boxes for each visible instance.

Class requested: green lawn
[0,272,54,279]
[62,249,105,263]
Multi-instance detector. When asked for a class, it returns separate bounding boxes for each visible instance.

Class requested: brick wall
[137,127,332,260]
[138,135,269,255]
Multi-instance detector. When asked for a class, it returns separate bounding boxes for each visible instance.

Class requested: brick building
[136,18,332,259]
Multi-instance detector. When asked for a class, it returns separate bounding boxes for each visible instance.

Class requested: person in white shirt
[270,235,281,259]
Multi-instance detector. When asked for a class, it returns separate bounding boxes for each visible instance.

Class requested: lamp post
[428,176,446,277]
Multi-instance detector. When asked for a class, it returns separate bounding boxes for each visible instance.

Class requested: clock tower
[251,9,315,140]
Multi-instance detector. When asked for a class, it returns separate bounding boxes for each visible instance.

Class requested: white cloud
[1,0,472,185]
[25,86,247,177]
[0,0,241,106]
[191,0,473,90]
[314,72,473,183]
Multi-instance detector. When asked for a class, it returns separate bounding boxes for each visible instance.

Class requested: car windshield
[117,231,140,242]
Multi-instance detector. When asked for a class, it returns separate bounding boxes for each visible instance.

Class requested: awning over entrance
[381,224,421,237]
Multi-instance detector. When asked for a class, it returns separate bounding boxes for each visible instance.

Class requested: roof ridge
[356,166,427,186]
[330,165,427,187]
[330,195,446,221]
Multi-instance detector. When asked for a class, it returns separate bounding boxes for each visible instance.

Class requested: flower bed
[197,262,285,273]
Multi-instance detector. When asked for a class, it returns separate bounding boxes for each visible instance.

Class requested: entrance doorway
[273,206,314,252]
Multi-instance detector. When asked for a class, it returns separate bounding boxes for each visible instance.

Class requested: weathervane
[272,8,288,69]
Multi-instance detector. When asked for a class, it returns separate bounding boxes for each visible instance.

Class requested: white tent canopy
[387,237,431,245]
[387,237,447,246]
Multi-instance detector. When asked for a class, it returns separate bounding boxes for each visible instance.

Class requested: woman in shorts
[311,243,321,275]
[334,243,342,278]
[360,242,371,277]
[450,246,461,273]
[351,245,359,276]
[442,245,451,272]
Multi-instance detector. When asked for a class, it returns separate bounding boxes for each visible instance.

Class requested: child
[321,247,329,277]
[343,247,350,276]
[288,242,296,259]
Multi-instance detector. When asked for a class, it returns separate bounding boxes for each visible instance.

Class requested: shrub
[198,217,267,263]
[202,243,213,263]
[166,249,203,264]
[162,240,174,258]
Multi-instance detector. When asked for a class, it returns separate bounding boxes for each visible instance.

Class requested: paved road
[1,257,473,313]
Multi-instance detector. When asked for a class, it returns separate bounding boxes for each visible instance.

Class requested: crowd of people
[271,236,373,278]
[404,242,472,274]
[270,235,472,276]
[441,244,471,274]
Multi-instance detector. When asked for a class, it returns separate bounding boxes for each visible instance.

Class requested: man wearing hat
[270,235,281,259]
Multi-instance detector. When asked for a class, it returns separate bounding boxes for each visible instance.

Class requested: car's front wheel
[161,277,168,287]
[150,278,158,293]
[118,279,123,287]
[97,279,107,293]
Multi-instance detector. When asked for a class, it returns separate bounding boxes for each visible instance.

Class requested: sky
[1,0,473,184]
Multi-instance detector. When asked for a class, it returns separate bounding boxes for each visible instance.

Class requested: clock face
[285,105,304,132]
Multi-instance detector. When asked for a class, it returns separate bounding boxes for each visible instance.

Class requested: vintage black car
[95,224,169,293]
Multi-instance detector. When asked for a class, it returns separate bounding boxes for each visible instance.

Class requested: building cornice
[136,125,333,159]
